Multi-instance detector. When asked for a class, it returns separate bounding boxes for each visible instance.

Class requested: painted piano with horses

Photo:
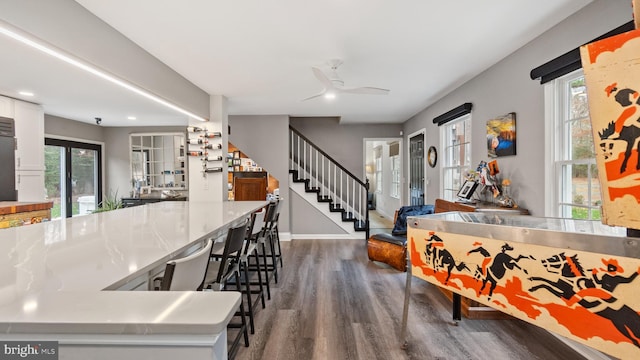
[405,212,640,360]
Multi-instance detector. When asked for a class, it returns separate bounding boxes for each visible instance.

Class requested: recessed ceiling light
[127,116,136,120]
[324,92,336,100]
[19,91,34,97]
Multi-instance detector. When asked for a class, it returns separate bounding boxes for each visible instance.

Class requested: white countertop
[0,291,240,335]
[0,200,267,336]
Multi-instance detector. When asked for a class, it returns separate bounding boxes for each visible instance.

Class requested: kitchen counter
[0,200,53,227]
[0,200,267,359]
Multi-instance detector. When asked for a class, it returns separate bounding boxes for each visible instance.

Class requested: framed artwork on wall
[487,112,516,158]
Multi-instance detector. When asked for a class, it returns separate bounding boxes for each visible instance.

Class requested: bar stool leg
[259,240,272,300]
[269,232,279,284]
[235,270,250,347]
[242,260,255,334]
[251,247,266,308]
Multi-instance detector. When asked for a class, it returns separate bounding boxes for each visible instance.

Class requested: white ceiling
[4,1,594,126]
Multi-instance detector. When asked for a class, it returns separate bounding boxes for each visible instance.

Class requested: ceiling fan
[302,59,390,101]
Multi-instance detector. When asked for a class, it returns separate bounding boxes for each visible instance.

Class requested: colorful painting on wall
[408,229,640,359]
[580,29,640,229]
[486,113,516,158]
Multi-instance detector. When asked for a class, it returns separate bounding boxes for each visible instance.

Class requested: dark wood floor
[234,239,588,360]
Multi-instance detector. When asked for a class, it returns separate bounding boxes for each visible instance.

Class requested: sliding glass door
[45,138,102,219]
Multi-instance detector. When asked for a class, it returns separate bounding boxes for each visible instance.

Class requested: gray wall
[0,0,209,119]
[289,191,345,235]
[290,117,403,178]
[229,115,290,233]
[403,0,632,216]
[45,114,105,143]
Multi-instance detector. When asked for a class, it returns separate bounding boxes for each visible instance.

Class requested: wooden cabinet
[233,172,267,201]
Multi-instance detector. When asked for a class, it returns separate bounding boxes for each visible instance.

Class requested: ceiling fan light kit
[302,59,390,101]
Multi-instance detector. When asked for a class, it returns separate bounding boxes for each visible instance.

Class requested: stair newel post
[348,178,352,218]
[358,180,362,226]
[365,179,370,240]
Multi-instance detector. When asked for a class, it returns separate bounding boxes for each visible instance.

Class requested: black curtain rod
[433,103,473,126]
[530,21,634,84]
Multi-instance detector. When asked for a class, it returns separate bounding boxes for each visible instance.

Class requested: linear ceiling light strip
[0,21,208,122]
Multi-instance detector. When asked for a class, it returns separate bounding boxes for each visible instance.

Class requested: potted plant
[93,190,123,213]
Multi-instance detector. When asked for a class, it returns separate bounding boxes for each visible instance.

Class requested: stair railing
[290,126,370,239]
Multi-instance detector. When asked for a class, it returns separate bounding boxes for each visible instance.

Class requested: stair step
[306,187,320,193]
[318,196,332,202]
[330,204,344,212]
[354,220,367,231]
[342,212,355,221]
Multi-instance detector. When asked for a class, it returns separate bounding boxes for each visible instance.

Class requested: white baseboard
[290,233,364,240]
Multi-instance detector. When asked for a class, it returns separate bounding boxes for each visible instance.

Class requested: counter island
[0,200,267,359]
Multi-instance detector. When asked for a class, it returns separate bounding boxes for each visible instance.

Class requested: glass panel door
[44,144,66,220]
[45,138,102,219]
[72,147,98,217]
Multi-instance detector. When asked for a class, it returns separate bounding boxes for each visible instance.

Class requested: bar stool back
[157,239,213,291]
[204,223,250,358]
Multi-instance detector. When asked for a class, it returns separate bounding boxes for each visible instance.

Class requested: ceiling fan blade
[312,67,334,89]
[340,86,390,95]
[301,92,326,101]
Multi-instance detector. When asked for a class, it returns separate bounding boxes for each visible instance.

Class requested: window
[390,154,400,199]
[546,70,600,220]
[374,147,382,193]
[441,114,471,201]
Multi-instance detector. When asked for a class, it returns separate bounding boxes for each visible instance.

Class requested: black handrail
[290,126,367,188]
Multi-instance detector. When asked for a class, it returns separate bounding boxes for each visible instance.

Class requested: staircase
[289,126,369,238]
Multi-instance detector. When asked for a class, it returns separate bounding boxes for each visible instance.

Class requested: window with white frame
[374,147,382,193]
[441,114,471,201]
[390,154,400,199]
[547,70,600,220]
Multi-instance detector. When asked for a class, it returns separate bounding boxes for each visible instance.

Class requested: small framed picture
[457,180,478,200]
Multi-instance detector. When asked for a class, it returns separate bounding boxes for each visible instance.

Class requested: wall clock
[427,146,437,168]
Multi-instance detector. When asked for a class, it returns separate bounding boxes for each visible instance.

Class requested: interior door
[409,133,425,205]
